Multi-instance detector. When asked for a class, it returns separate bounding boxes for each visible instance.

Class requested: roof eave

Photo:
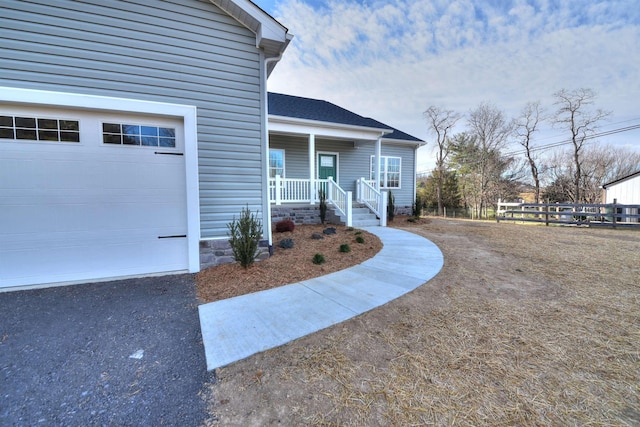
[382,137,426,146]
[269,114,393,135]
[208,0,291,69]
[602,170,640,188]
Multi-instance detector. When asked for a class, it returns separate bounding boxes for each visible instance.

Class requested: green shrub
[339,243,351,253]
[355,236,365,244]
[279,238,294,249]
[387,190,395,222]
[412,195,424,218]
[319,189,327,224]
[312,253,326,265]
[354,231,362,235]
[227,205,263,269]
[346,227,354,232]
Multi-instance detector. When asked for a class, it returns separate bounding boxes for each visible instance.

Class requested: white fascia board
[269,115,392,141]
[382,137,427,147]
[0,86,201,273]
[209,0,289,50]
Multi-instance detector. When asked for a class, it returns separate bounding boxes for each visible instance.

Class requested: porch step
[331,204,380,227]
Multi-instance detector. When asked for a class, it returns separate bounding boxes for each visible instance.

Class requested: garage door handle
[158,235,187,239]
[155,151,184,156]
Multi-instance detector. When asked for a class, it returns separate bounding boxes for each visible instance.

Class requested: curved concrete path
[198,227,444,370]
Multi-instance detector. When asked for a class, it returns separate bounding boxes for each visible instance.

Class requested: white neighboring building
[602,171,640,222]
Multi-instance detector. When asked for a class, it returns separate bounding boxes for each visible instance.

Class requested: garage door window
[102,123,176,147]
[0,116,80,142]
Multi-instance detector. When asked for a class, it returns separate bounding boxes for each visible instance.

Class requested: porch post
[381,191,388,227]
[375,135,382,189]
[309,133,316,204]
[275,174,282,205]
[346,191,353,227]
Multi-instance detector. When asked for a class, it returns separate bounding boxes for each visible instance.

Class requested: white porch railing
[357,177,387,226]
[269,176,353,226]
[269,176,329,205]
[326,177,352,227]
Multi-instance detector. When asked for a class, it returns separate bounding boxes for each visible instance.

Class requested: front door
[318,153,337,181]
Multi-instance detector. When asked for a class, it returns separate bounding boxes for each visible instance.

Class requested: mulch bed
[196,224,383,303]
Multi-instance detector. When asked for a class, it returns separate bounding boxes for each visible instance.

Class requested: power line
[505,123,640,157]
[417,122,640,174]
[529,117,640,143]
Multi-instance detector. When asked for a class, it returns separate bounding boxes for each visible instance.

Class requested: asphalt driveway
[0,274,212,426]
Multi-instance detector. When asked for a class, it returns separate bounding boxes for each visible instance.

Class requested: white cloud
[268,0,640,170]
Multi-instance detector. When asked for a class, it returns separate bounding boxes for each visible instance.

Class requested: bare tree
[424,106,462,216]
[543,144,640,203]
[580,145,640,203]
[513,101,544,202]
[467,102,514,217]
[552,88,611,202]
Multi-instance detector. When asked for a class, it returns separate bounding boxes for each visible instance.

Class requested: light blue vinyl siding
[270,136,417,207]
[0,0,266,239]
[269,134,309,178]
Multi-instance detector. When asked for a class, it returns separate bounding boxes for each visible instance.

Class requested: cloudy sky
[255,0,640,171]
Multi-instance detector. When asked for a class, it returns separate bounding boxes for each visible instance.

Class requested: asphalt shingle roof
[268,92,423,143]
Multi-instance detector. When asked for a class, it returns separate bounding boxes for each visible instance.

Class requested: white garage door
[0,106,189,289]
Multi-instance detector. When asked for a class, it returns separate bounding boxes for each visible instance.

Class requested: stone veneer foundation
[199,239,270,270]
[199,204,412,269]
[271,205,332,225]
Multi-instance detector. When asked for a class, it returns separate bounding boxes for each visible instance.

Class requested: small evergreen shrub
[346,227,355,232]
[275,219,295,232]
[354,231,362,235]
[312,253,326,265]
[412,195,424,218]
[355,236,365,244]
[387,190,395,222]
[279,238,294,249]
[319,189,327,224]
[339,243,351,253]
[227,205,263,269]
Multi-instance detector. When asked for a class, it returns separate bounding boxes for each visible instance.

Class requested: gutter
[262,54,285,250]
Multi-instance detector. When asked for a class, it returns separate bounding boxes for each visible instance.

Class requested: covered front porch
[267,111,393,227]
[269,175,388,227]
[265,93,423,233]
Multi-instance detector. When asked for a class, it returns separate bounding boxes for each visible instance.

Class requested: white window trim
[0,86,200,273]
[371,155,402,189]
[269,148,285,178]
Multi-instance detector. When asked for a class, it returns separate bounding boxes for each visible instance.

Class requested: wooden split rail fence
[496,199,640,228]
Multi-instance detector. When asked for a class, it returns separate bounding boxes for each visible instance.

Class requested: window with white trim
[0,115,80,142]
[269,149,285,178]
[370,155,401,188]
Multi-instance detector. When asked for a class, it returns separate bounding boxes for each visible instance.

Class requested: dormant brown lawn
[202,218,639,426]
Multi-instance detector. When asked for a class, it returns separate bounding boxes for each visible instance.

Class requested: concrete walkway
[198,227,444,370]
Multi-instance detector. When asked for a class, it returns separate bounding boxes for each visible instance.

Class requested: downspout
[375,134,385,226]
[414,145,419,207]
[262,54,284,252]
